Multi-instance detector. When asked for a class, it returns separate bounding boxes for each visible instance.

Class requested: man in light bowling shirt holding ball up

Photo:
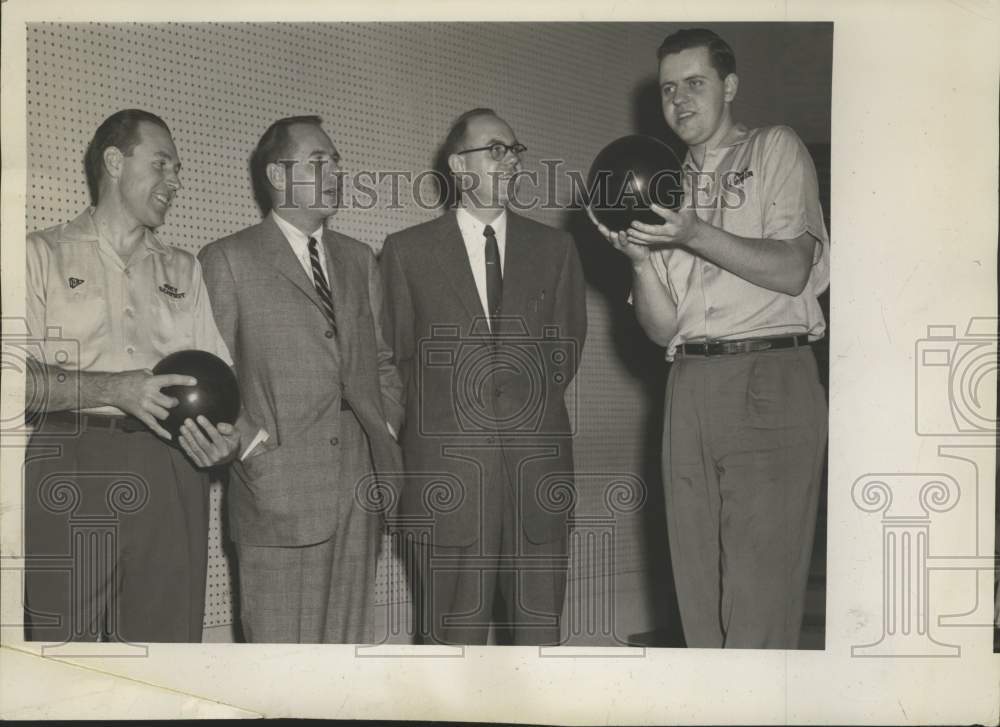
[592,28,830,649]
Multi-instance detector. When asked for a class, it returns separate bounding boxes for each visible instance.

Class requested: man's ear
[723,72,739,103]
[447,153,464,176]
[266,161,287,191]
[102,146,124,183]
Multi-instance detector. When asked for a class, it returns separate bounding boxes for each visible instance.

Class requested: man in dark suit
[381,108,587,645]
[198,116,404,643]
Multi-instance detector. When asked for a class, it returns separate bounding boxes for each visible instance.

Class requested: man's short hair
[84,109,171,206]
[656,28,736,80]
[250,115,324,214]
[442,107,497,159]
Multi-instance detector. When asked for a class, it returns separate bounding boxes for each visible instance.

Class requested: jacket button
[330,437,339,446]
[325,330,335,339]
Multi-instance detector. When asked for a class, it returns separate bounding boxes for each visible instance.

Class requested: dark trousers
[24,419,209,643]
[663,346,828,649]
[411,463,567,646]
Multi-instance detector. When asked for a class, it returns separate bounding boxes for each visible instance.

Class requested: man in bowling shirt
[593,28,830,648]
[23,108,241,643]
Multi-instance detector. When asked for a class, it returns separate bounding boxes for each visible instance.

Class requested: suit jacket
[380,209,587,547]
[199,216,404,547]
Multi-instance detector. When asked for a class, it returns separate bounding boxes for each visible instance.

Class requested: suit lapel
[263,216,325,313]
[322,230,350,340]
[432,211,487,323]
[500,211,540,319]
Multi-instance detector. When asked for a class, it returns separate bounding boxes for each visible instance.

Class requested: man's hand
[178,416,241,469]
[105,369,196,440]
[626,202,703,249]
[586,205,652,266]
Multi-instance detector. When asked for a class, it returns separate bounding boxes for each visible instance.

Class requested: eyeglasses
[455,142,527,162]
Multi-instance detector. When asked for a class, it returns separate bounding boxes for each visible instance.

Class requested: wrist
[630,256,654,275]
[684,217,706,252]
[92,371,118,409]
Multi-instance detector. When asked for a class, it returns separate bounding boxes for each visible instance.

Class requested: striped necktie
[308,236,337,333]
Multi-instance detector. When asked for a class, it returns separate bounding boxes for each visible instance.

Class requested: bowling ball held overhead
[152,350,241,440]
[587,135,685,234]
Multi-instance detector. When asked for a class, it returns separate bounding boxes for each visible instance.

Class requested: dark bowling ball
[587,134,685,233]
[152,349,240,441]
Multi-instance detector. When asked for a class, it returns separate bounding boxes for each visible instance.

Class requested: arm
[198,243,262,457]
[552,233,588,379]
[627,207,816,296]
[379,236,416,424]
[626,126,824,297]
[588,208,679,347]
[176,255,241,467]
[25,357,194,440]
[366,246,405,436]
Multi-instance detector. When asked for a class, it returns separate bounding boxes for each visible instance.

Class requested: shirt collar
[683,122,751,171]
[60,208,170,258]
[455,205,507,240]
[271,210,325,247]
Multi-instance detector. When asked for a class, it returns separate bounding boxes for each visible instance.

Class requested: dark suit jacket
[199,216,404,547]
[380,210,587,547]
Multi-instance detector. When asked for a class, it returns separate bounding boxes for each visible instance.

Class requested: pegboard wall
[24,22,832,639]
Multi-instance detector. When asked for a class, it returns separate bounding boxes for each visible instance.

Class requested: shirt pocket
[48,283,109,346]
[150,291,195,351]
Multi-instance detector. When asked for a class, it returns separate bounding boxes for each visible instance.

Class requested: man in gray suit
[199,116,404,643]
[381,108,587,645]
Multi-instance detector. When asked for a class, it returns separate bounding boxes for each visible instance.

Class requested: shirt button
[125,307,134,317]
[706,307,715,316]
[329,437,339,446]
[126,346,135,355]
[325,330,334,339]
[124,269,132,277]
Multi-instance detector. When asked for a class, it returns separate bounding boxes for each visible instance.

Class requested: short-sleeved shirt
[26,208,232,415]
[648,124,830,360]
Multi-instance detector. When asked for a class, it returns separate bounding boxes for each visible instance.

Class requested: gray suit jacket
[381,210,587,547]
[199,216,404,547]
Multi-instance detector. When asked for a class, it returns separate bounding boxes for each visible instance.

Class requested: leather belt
[39,410,148,433]
[676,334,810,357]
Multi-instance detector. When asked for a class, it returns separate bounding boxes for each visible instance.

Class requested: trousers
[663,345,827,648]
[24,420,209,643]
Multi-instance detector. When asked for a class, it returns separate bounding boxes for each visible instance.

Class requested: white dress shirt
[455,205,506,329]
[271,210,329,283]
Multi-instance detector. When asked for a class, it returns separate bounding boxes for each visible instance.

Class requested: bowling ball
[587,134,685,233]
[152,349,240,441]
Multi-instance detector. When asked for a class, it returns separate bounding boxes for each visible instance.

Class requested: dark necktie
[308,236,337,333]
[484,224,502,331]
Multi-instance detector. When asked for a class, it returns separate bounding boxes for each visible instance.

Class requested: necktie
[308,236,337,333]
[484,224,502,331]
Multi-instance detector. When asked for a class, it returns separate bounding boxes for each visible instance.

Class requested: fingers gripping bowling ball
[152,350,240,441]
[587,134,685,233]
